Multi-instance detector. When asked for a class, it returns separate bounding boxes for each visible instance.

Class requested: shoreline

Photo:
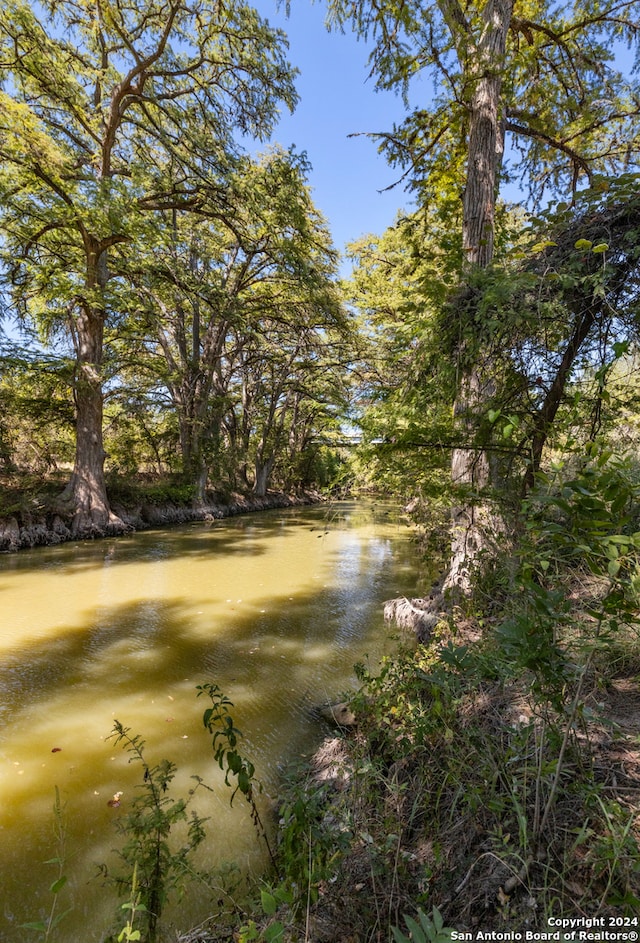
[0,490,324,552]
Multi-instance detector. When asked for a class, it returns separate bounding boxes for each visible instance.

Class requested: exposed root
[383,591,445,641]
[0,490,321,552]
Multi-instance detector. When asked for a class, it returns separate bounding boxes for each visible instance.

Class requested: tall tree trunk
[445,366,499,594]
[193,460,209,506]
[386,0,515,626]
[174,384,227,505]
[59,245,124,536]
[178,411,207,503]
[444,0,513,597]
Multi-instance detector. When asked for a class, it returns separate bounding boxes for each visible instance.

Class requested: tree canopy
[0,0,349,530]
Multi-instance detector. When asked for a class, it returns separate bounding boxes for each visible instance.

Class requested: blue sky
[254,0,411,265]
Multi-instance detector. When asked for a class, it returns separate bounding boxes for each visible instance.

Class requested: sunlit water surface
[0,501,427,942]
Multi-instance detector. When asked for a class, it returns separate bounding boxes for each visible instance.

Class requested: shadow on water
[0,501,424,942]
[1,568,404,759]
[0,503,360,578]
[0,519,273,580]
[0,548,403,715]
[0,501,403,581]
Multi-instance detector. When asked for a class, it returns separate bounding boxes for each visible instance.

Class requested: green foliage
[233,760,353,939]
[484,441,640,853]
[0,355,75,474]
[0,144,351,499]
[329,0,640,203]
[105,475,197,509]
[291,443,349,494]
[482,447,640,857]
[236,884,293,943]
[353,645,461,758]
[0,0,301,519]
[480,443,640,706]
[104,399,180,479]
[101,722,209,943]
[116,863,146,943]
[123,147,350,500]
[198,683,275,865]
[392,907,454,943]
[495,578,572,707]
[345,210,460,505]
[199,684,256,803]
[276,769,350,912]
[197,684,340,935]
[524,449,640,572]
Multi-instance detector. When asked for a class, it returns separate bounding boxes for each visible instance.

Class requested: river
[0,500,427,942]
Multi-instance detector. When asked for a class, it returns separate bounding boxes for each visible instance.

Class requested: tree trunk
[175,394,228,505]
[193,461,209,506]
[178,413,208,504]
[445,365,499,595]
[444,0,514,597]
[253,455,275,497]
[524,303,596,491]
[59,241,125,536]
[59,294,123,536]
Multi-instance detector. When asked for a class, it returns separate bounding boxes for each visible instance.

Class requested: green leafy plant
[236,884,294,942]
[20,787,72,940]
[491,443,640,867]
[100,722,208,943]
[116,862,146,943]
[276,771,349,914]
[392,907,454,943]
[197,682,275,866]
[98,686,283,943]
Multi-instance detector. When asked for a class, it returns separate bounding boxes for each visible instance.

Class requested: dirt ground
[594,674,640,816]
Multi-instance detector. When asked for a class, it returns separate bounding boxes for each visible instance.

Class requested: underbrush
[0,468,69,514]
[0,469,199,517]
[28,625,640,943]
[257,625,640,942]
[105,473,199,509]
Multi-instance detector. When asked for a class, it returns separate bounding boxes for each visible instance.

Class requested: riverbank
[0,477,323,551]
[216,616,640,942]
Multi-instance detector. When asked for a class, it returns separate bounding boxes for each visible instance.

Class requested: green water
[0,500,426,942]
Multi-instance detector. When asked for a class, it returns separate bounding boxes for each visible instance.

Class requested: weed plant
[311,635,640,936]
[99,722,209,943]
[99,685,273,943]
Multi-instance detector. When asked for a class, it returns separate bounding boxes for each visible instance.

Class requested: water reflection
[0,501,426,942]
